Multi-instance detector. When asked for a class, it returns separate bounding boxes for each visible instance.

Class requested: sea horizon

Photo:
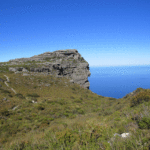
[88,64,150,99]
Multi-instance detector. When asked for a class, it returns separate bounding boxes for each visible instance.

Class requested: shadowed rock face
[8,49,91,89]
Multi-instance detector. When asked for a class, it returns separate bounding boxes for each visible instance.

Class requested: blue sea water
[88,65,150,99]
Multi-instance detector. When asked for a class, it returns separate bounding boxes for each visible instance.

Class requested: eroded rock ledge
[7,49,91,89]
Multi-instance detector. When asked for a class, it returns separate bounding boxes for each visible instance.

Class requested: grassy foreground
[0,71,150,150]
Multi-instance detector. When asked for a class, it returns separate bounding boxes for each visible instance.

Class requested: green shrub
[55,125,107,149]
[74,99,82,103]
[64,112,70,117]
[115,105,123,111]
[76,108,84,114]
[92,108,101,112]
[9,141,28,150]
[9,71,14,74]
[42,117,54,125]
[15,93,25,99]
[1,89,11,94]
[28,100,33,103]
[130,91,150,107]
[72,87,76,91]
[70,96,75,99]
[138,117,150,129]
[8,94,13,97]
[117,125,125,134]
[115,117,121,121]
[0,108,10,116]
[99,109,113,116]
[142,137,150,145]
[26,93,40,97]
[69,114,76,119]
[36,104,45,110]
[18,116,22,120]
[109,98,116,100]
[57,100,66,105]
[31,97,37,101]
[56,128,80,148]
[33,86,37,89]
[47,100,55,105]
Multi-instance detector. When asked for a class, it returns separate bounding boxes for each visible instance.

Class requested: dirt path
[4,75,17,94]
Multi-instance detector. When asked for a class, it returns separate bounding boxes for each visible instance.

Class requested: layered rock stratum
[1,49,91,89]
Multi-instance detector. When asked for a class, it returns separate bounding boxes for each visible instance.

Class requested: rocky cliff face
[7,49,91,89]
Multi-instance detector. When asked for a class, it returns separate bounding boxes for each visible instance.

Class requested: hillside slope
[0,70,149,150]
[0,50,150,149]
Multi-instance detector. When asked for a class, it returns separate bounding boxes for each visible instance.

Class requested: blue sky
[0,0,150,67]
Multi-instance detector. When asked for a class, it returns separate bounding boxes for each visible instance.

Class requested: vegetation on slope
[0,69,150,149]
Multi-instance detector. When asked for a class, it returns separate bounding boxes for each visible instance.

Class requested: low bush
[26,93,40,97]
[15,93,25,99]
[74,99,82,103]
[36,104,45,110]
[109,98,116,100]
[0,108,10,116]
[33,85,37,89]
[99,109,113,116]
[42,117,54,125]
[70,96,75,99]
[72,87,76,91]
[138,117,150,129]
[1,89,11,94]
[8,94,13,97]
[76,108,84,114]
[47,100,55,105]
[142,137,150,145]
[130,91,150,107]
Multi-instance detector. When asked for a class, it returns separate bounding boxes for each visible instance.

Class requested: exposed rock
[7,49,91,89]
[2,98,7,101]
[22,68,29,72]
[9,67,18,72]
[121,133,130,138]
[32,100,37,103]
[22,73,30,76]
[15,71,22,74]
[45,84,50,87]
[12,105,19,110]
[112,133,130,138]
[108,132,131,147]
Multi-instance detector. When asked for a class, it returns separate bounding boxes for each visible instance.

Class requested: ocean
[88,65,150,99]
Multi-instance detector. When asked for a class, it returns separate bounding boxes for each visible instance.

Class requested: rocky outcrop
[8,49,91,89]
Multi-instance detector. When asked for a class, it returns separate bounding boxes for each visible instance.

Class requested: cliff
[7,49,91,89]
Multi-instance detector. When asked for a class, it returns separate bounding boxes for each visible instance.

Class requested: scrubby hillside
[0,69,150,149]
